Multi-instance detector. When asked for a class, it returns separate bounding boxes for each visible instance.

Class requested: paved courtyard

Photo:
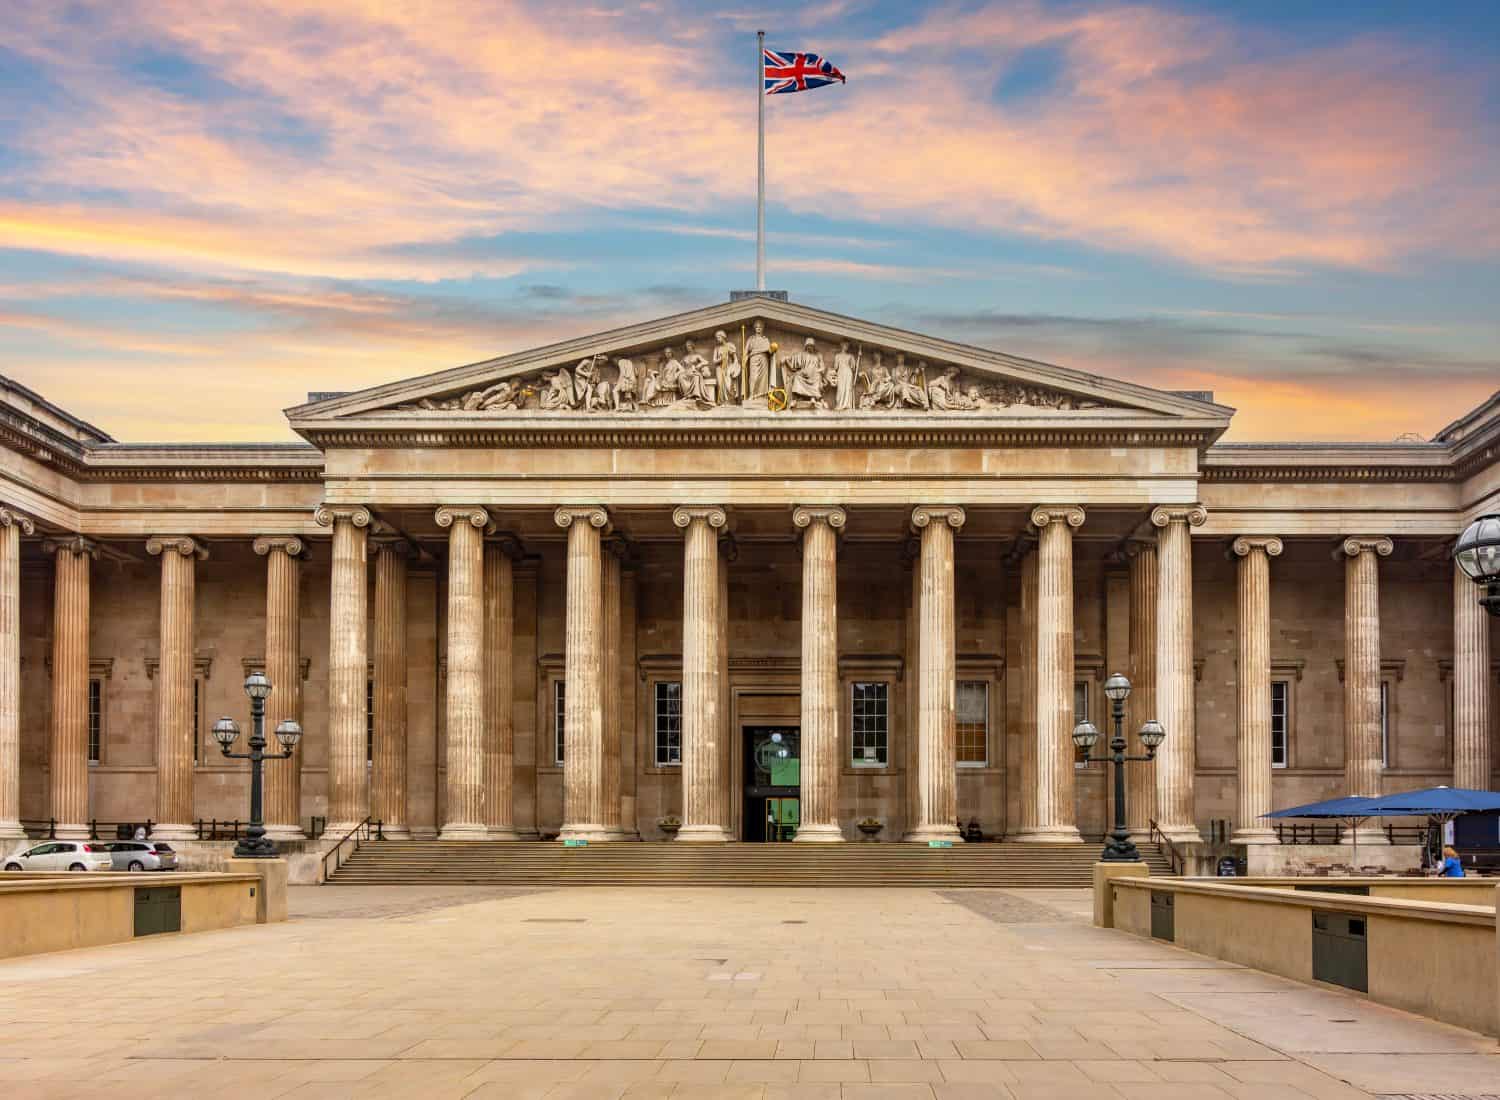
[0,884,1496,1099]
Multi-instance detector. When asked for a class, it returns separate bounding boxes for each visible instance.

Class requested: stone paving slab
[0,885,1492,1098]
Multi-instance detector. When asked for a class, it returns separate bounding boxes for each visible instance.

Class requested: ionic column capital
[1150,504,1207,529]
[42,535,100,559]
[672,505,728,531]
[791,504,847,531]
[553,505,610,532]
[1337,535,1393,560]
[253,535,306,559]
[0,507,35,535]
[911,505,966,533]
[435,506,492,531]
[313,504,372,529]
[1031,504,1086,530]
[1232,535,1284,558]
[146,536,208,560]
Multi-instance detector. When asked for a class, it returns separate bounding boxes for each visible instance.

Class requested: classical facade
[1,298,1496,855]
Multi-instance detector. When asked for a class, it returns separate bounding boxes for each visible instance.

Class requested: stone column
[793,505,846,843]
[314,505,371,834]
[1341,537,1392,810]
[902,538,923,838]
[599,537,625,839]
[437,506,489,840]
[905,507,965,842]
[1018,505,1085,842]
[485,536,521,839]
[0,508,35,839]
[718,534,735,838]
[254,537,305,840]
[1453,561,1492,789]
[1015,544,1039,835]
[45,536,97,839]
[555,505,610,841]
[1232,536,1282,845]
[675,506,730,842]
[1124,540,1157,836]
[370,539,410,838]
[146,536,207,841]
[1152,505,1206,844]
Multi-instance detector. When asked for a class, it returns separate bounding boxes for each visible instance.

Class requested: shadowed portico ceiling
[286,298,1234,449]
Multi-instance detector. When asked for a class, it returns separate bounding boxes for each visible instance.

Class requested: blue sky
[0,0,1496,440]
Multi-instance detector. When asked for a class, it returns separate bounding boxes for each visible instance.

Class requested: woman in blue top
[1439,845,1465,877]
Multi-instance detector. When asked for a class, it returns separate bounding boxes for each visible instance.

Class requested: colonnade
[0,497,1492,845]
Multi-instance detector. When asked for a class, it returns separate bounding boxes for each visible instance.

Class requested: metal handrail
[1148,819,1185,875]
[321,817,384,881]
[21,818,156,840]
[1274,822,1346,845]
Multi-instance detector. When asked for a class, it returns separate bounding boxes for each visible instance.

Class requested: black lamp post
[213,671,302,859]
[1453,514,1500,618]
[1072,672,1166,862]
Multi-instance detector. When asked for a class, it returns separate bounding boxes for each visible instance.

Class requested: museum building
[0,298,1495,860]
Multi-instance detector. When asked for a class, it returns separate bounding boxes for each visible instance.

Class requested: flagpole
[756,29,766,292]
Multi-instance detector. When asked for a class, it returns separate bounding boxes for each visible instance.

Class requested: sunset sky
[2,0,1497,442]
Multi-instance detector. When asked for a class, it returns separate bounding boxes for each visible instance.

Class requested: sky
[1,0,1497,443]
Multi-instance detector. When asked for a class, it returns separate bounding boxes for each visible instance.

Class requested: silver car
[101,840,178,872]
[3,840,113,872]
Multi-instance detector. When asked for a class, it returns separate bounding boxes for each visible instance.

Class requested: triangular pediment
[286,298,1232,439]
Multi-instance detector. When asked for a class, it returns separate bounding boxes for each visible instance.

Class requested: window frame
[554,678,567,767]
[652,679,683,767]
[955,679,989,768]
[87,677,103,765]
[850,680,890,768]
[1073,678,1094,769]
[1270,679,1290,770]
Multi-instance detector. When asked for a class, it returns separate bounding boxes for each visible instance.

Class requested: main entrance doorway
[743,726,800,842]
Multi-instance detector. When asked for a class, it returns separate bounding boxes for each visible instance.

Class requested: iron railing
[320,817,384,881]
[20,818,155,840]
[1274,823,1346,845]
[1147,819,1185,874]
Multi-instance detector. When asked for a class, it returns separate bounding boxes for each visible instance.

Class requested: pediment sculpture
[397,320,1104,415]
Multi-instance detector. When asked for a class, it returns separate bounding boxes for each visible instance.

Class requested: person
[1438,845,1465,877]
[133,824,147,840]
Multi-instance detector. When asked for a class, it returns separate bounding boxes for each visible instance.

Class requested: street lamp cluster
[1454,514,1500,618]
[1072,672,1165,862]
[213,671,302,859]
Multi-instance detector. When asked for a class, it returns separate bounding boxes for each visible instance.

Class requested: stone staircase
[328,840,1177,887]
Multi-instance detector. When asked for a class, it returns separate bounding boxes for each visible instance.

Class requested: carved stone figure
[859,352,894,410]
[658,347,686,404]
[541,367,576,410]
[788,337,827,409]
[641,366,662,408]
[927,366,972,411]
[472,379,521,411]
[574,355,607,411]
[745,320,772,402]
[713,330,740,404]
[613,358,638,411]
[831,340,857,412]
[681,339,715,406]
[891,354,929,410]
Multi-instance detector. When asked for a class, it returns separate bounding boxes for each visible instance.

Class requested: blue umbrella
[1263,796,1382,861]
[1358,786,1500,818]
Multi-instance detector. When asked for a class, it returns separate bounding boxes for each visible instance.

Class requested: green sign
[927,840,953,848]
[563,838,588,847]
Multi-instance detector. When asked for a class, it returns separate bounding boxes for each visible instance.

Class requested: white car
[3,840,114,872]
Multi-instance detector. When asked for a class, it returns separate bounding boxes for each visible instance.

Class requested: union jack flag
[763,48,846,95]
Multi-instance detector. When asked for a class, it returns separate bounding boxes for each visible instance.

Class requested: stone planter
[657,818,681,839]
[857,820,883,841]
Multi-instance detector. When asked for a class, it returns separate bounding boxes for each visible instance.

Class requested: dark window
[654,681,682,766]
[1380,680,1391,768]
[554,680,566,765]
[851,682,889,766]
[366,678,375,766]
[1073,681,1091,766]
[192,677,201,763]
[956,680,988,766]
[151,843,173,853]
[1271,680,1289,768]
[87,679,102,763]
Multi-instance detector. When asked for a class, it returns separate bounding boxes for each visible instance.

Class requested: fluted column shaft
[1125,541,1157,834]
[1019,506,1084,842]
[793,505,845,842]
[903,541,923,836]
[1453,562,1492,789]
[147,537,204,840]
[1233,537,1282,844]
[599,540,624,837]
[1016,548,1039,834]
[316,505,370,833]
[255,537,305,838]
[718,538,734,837]
[1342,537,1391,806]
[371,541,409,837]
[1153,505,1206,843]
[557,506,609,840]
[675,507,729,842]
[485,539,520,839]
[438,507,489,839]
[46,538,94,838]
[0,509,34,839]
[907,506,965,842]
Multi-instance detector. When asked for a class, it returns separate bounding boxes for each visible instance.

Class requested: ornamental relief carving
[396,320,1106,415]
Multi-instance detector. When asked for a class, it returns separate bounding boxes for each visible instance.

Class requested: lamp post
[1453,514,1500,618]
[1072,672,1166,862]
[213,671,302,859]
